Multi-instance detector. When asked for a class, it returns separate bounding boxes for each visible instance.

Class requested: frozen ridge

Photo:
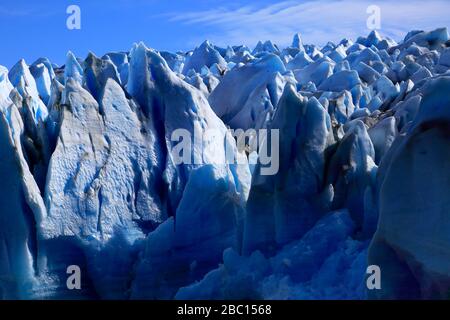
[0,28,449,299]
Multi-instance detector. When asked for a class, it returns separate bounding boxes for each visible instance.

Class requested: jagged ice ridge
[0,28,450,299]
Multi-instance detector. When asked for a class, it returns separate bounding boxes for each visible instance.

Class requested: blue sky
[0,0,449,68]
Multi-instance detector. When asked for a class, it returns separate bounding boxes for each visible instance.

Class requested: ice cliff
[0,28,449,300]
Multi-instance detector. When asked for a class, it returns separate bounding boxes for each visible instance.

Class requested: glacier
[0,28,449,300]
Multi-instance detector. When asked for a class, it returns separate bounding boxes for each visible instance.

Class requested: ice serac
[395,28,449,51]
[159,51,185,74]
[84,53,121,100]
[125,44,250,298]
[292,33,305,51]
[64,51,83,85]
[0,72,47,298]
[29,58,54,105]
[243,85,334,255]
[318,70,361,92]
[253,41,280,55]
[182,40,227,75]
[103,52,130,85]
[99,78,166,226]
[368,76,450,299]
[39,77,150,298]
[7,61,51,192]
[286,51,313,70]
[326,120,377,230]
[355,62,380,84]
[43,78,111,238]
[8,59,48,122]
[294,58,334,87]
[368,116,397,164]
[208,54,287,130]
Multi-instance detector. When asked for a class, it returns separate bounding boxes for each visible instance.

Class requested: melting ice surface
[0,28,450,299]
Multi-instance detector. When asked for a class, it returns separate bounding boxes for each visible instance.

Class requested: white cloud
[169,0,450,48]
